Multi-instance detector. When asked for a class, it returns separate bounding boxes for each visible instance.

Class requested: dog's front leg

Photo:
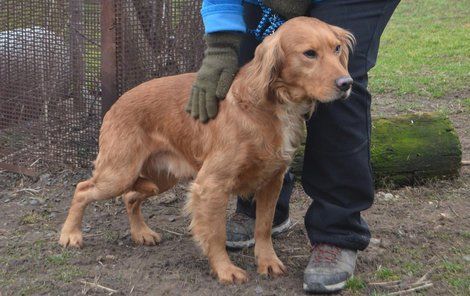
[254,170,287,277]
[187,178,248,284]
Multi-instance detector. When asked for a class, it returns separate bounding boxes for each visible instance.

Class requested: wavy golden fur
[59,17,354,284]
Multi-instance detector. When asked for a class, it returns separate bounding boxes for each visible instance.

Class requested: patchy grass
[375,266,400,281]
[54,265,85,283]
[369,0,470,98]
[345,276,366,292]
[20,211,47,225]
[448,277,470,291]
[438,259,469,295]
[103,229,120,243]
[403,261,424,277]
[461,231,470,240]
[441,261,464,274]
[462,98,470,112]
[46,251,72,266]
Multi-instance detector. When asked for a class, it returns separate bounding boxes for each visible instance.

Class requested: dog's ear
[245,33,285,100]
[330,25,355,69]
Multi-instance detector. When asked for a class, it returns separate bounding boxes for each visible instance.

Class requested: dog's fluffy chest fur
[278,101,313,162]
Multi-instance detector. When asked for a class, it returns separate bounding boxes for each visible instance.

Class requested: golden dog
[59,17,354,284]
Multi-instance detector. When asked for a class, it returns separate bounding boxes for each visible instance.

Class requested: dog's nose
[335,76,353,91]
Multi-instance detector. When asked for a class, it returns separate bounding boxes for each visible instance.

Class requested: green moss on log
[292,112,462,188]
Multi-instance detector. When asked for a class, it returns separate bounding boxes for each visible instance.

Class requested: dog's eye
[335,45,341,54]
[303,50,317,59]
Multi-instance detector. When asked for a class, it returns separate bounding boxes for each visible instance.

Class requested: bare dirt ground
[1,92,469,296]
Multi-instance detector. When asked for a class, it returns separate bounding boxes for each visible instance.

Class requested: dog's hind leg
[59,174,134,248]
[124,174,177,246]
[254,170,286,277]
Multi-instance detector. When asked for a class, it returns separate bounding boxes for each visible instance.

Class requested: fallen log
[292,113,462,187]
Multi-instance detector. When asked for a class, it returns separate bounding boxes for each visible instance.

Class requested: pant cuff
[307,231,371,251]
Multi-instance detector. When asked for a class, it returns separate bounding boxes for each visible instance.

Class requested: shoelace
[311,243,341,263]
[249,0,286,41]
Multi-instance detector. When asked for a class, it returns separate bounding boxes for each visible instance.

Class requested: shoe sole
[303,280,347,294]
[226,218,292,249]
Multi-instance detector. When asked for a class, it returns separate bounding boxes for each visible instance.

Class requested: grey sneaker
[226,212,292,249]
[303,243,357,293]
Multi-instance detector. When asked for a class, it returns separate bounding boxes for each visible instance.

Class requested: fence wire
[115,0,204,95]
[0,0,204,174]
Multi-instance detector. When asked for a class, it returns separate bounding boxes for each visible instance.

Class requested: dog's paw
[257,256,286,277]
[131,227,162,246]
[213,264,248,284]
[59,230,83,248]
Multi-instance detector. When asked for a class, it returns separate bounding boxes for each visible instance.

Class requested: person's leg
[302,0,400,293]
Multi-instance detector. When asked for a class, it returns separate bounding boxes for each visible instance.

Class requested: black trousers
[236,0,400,251]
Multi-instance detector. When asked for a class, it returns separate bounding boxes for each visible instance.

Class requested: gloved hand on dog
[186,32,242,123]
[263,0,311,20]
[186,0,310,123]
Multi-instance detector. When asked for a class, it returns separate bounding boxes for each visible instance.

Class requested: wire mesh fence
[0,0,204,175]
[115,0,204,95]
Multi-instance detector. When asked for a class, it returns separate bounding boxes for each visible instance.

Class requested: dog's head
[244,17,355,106]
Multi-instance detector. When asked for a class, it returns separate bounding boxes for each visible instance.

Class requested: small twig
[29,158,41,167]
[286,220,299,237]
[461,160,470,166]
[14,188,40,193]
[288,220,299,230]
[154,226,184,236]
[79,280,118,294]
[280,247,303,252]
[369,280,401,287]
[386,282,433,295]
[409,280,432,288]
[448,205,460,218]
[416,268,434,285]
[288,255,310,258]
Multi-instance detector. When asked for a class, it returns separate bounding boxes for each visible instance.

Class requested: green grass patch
[54,265,85,283]
[20,212,47,225]
[442,261,464,274]
[438,260,469,295]
[369,0,470,99]
[403,261,424,276]
[46,251,72,266]
[448,277,470,290]
[462,98,470,112]
[345,276,366,291]
[103,229,120,243]
[375,266,400,281]
[461,231,470,239]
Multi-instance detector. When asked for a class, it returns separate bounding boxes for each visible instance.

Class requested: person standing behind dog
[186,0,400,293]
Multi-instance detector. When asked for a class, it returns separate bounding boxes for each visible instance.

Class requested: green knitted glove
[263,0,311,19]
[186,32,242,122]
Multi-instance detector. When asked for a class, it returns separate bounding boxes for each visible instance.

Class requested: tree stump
[291,113,462,187]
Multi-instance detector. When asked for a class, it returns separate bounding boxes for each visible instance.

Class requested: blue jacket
[202,0,322,33]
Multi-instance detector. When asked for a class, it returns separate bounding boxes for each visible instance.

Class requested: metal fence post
[101,0,118,117]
